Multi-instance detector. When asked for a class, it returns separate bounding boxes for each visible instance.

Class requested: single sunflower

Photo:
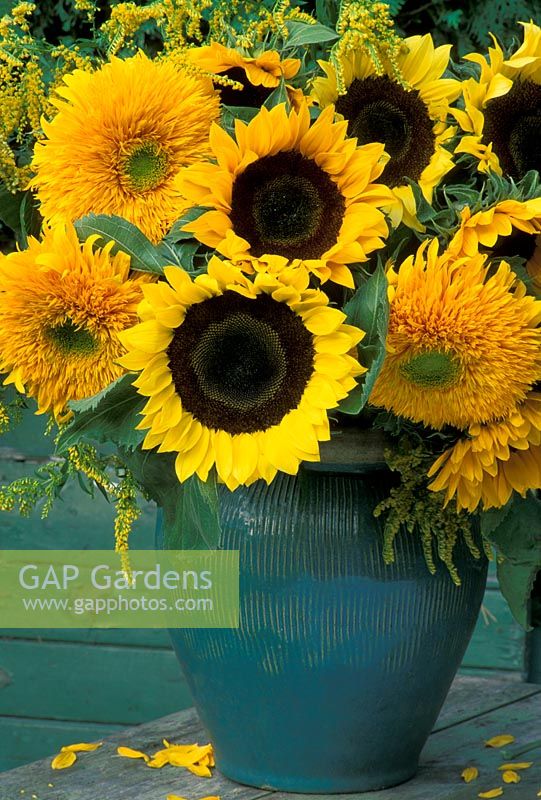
[0,223,148,420]
[311,34,461,228]
[186,42,302,107]
[454,22,541,177]
[31,52,220,243]
[369,239,541,429]
[119,257,365,489]
[179,102,393,287]
[428,392,541,511]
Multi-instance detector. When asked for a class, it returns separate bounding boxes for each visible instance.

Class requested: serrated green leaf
[496,560,537,630]
[339,266,389,415]
[74,214,168,273]
[122,448,222,550]
[56,375,146,452]
[285,20,339,46]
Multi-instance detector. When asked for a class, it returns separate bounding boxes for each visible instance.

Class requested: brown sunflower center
[46,319,98,356]
[335,75,435,187]
[400,350,461,389]
[229,150,345,260]
[167,291,315,434]
[218,66,274,107]
[482,79,541,179]
[122,141,169,193]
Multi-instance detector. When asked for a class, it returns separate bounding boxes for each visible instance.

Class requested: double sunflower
[454,22,541,177]
[311,34,461,228]
[119,258,365,489]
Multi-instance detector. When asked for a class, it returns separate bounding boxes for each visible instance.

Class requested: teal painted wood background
[0,411,532,772]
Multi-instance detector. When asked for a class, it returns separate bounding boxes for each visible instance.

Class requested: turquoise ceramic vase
[159,437,487,793]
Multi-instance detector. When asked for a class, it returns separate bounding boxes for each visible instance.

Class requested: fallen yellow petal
[462,766,479,783]
[117,746,150,762]
[478,790,503,799]
[502,770,520,784]
[485,735,515,748]
[498,762,533,770]
[166,796,188,800]
[62,742,102,753]
[187,763,212,777]
[51,751,77,770]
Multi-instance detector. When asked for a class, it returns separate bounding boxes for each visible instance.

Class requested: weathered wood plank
[0,677,539,800]
[0,716,122,772]
[0,629,172,648]
[0,638,192,724]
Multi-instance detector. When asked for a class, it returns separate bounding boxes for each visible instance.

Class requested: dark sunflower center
[335,75,435,187]
[230,150,345,260]
[218,66,274,107]
[123,141,169,193]
[167,291,315,434]
[485,229,538,263]
[46,319,98,356]
[191,313,287,412]
[482,79,541,179]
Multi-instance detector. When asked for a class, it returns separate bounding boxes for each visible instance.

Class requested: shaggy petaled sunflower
[448,199,541,296]
[428,393,541,511]
[180,103,393,287]
[311,34,461,229]
[369,239,541,429]
[187,42,301,107]
[454,22,541,176]
[0,223,147,420]
[31,52,220,244]
[119,257,365,489]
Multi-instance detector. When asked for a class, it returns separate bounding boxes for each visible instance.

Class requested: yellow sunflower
[311,34,461,229]
[454,22,541,176]
[31,52,220,244]
[369,239,541,429]
[448,198,541,256]
[180,103,393,287]
[448,199,541,296]
[187,42,302,107]
[118,257,365,489]
[428,393,541,511]
[0,223,148,420]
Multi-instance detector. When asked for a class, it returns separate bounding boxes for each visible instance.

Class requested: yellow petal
[498,762,533,770]
[502,771,520,784]
[51,751,77,770]
[167,796,188,800]
[485,735,515,748]
[63,742,102,753]
[462,766,479,783]
[117,746,150,762]
[478,790,503,799]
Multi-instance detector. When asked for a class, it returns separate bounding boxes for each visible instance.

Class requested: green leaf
[285,20,339,46]
[0,185,25,234]
[56,375,146,452]
[339,266,389,415]
[482,492,541,628]
[263,79,290,110]
[315,0,338,26]
[74,214,168,273]
[121,448,222,550]
[18,192,42,248]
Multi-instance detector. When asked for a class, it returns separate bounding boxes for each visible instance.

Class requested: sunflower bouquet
[0,0,540,626]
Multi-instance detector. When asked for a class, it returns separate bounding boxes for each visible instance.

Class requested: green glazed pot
[160,430,488,793]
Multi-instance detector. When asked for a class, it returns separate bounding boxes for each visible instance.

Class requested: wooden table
[1,676,540,800]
